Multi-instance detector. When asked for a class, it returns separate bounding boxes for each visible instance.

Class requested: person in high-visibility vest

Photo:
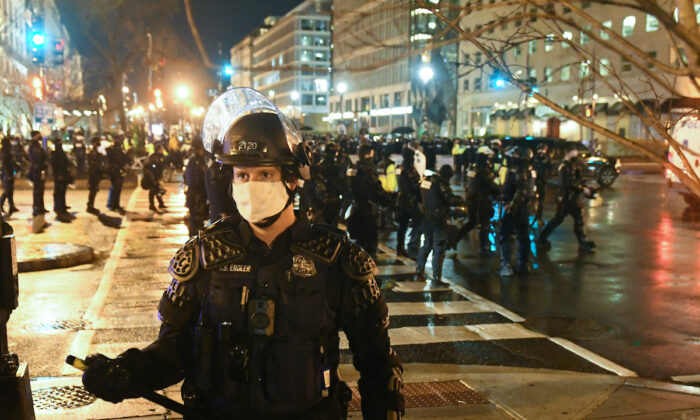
[451,139,466,179]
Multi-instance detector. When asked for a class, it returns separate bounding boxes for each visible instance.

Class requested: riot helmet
[202,88,311,179]
[438,164,454,181]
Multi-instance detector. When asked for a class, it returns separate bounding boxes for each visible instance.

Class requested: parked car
[501,136,621,187]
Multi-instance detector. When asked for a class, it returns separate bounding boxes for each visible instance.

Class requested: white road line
[387,300,501,316]
[391,281,451,292]
[548,337,637,377]
[670,375,700,384]
[339,323,543,349]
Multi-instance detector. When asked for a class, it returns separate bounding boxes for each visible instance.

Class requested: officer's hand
[82,353,133,403]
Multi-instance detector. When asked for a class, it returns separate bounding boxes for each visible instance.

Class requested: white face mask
[232,181,290,223]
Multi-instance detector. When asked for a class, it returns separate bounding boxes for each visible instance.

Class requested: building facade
[0,0,83,135]
[456,1,700,154]
[229,1,332,130]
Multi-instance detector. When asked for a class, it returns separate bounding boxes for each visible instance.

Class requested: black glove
[82,349,143,403]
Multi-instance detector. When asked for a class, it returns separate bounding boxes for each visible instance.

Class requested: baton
[66,355,210,420]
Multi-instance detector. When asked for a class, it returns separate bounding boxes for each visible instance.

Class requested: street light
[268,90,275,98]
[176,85,190,100]
[337,82,347,94]
[122,86,130,94]
[290,90,300,101]
[419,66,434,84]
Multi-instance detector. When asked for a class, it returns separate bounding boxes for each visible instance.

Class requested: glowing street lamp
[122,86,130,94]
[176,85,190,100]
[419,66,434,84]
[268,90,275,98]
[337,82,347,94]
[290,90,300,101]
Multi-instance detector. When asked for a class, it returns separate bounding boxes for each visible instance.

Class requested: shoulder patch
[168,237,200,282]
[341,243,378,281]
[199,229,246,270]
[291,224,346,265]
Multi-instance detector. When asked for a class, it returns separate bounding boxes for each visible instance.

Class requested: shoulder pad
[168,236,200,282]
[291,224,346,265]
[199,228,246,270]
[341,243,378,281]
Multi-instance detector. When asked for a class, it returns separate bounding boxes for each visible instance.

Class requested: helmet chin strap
[252,182,295,228]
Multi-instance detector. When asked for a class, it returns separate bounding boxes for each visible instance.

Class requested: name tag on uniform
[467,170,476,178]
[420,180,432,190]
[346,168,357,177]
[218,264,252,273]
[531,170,537,178]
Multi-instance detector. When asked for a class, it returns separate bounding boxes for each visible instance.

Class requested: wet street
[443,173,700,380]
[5,171,699,391]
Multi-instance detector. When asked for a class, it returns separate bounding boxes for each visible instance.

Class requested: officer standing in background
[27,131,48,216]
[416,164,464,283]
[533,143,553,226]
[80,88,404,420]
[451,146,500,254]
[499,146,535,276]
[86,137,105,214]
[317,143,344,226]
[143,143,167,212]
[50,137,74,222]
[106,136,130,214]
[71,133,87,176]
[396,148,421,258]
[204,144,234,224]
[1,137,19,215]
[184,137,208,235]
[537,143,596,252]
[347,143,393,258]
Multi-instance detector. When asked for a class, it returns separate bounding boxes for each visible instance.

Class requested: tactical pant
[456,200,493,251]
[1,176,15,211]
[416,219,448,281]
[148,184,165,208]
[107,174,124,209]
[406,216,422,257]
[32,179,45,215]
[347,206,378,256]
[53,180,68,212]
[396,209,412,252]
[535,182,547,221]
[87,176,100,209]
[500,208,530,267]
[540,199,587,243]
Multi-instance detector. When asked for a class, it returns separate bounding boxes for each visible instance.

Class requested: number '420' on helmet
[202,88,312,179]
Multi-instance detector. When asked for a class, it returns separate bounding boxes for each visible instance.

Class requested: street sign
[34,102,55,125]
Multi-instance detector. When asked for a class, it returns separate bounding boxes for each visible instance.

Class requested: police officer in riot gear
[86,137,106,214]
[451,146,500,254]
[142,143,167,212]
[106,136,131,213]
[80,88,404,420]
[1,137,19,215]
[50,137,74,222]
[499,146,535,276]
[316,143,344,226]
[533,143,553,226]
[416,164,464,283]
[204,143,235,224]
[537,143,596,252]
[347,144,393,257]
[184,138,208,235]
[27,131,48,216]
[71,133,87,176]
[396,148,421,258]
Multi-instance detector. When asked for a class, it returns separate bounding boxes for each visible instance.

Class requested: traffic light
[490,72,507,89]
[29,16,45,64]
[52,40,64,65]
[584,104,593,118]
[221,64,233,91]
[31,76,44,100]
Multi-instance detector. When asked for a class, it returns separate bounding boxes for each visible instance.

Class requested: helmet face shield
[202,88,309,177]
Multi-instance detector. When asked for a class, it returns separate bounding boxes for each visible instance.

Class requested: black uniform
[50,140,73,214]
[205,160,234,224]
[83,217,404,419]
[532,149,553,222]
[106,142,130,211]
[454,156,500,252]
[184,152,208,235]
[87,147,106,211]
[142,151,166,210]
[539,158,594,248]
[416,170,464,281]
[72,137,87,175]
[499,158,535,273]
[317,153,344,226]
[396,154,421,257]
[347,157,392,257]
[299,168,339,225]
[27,139,48,216]
[1,138,19,214]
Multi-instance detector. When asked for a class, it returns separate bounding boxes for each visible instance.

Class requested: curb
[17,242,96,272]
